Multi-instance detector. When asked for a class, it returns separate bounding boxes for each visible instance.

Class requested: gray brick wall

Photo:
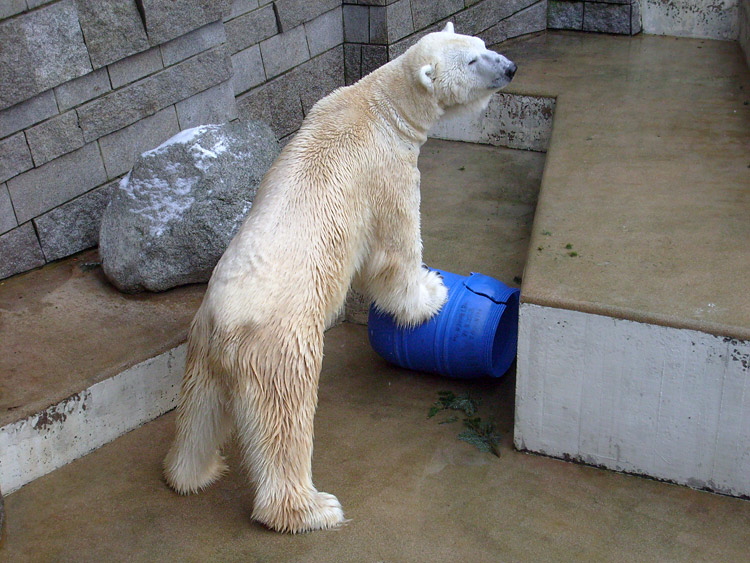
[0,0,551,280]
[0,1,242,279]
[548,0,641,35]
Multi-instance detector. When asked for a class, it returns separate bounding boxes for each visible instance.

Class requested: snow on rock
[99,120,279,293]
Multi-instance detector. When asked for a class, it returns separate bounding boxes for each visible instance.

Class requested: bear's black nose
[505,63,517,79]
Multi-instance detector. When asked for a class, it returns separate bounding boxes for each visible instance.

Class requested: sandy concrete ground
[4,138,750,561]
[3,324,750,561]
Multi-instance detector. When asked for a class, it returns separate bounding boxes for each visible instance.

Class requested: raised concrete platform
[0,250,204,493]
[502,32,750,496]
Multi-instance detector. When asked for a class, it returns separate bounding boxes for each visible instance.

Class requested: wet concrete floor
[3,139,750,560]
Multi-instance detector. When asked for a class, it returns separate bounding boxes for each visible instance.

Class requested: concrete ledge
[429,92,555,152]
[515,303,750,498]
[0,345,185,494]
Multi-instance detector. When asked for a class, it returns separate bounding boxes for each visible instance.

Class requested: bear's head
[410,22,517,116]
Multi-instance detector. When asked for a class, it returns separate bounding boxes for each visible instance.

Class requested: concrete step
[0,249,205,494]
[3,323,750,559]
[498,32,750,497]
[0,138,544,495]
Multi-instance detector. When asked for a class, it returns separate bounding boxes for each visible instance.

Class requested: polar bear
[163,22,516,533]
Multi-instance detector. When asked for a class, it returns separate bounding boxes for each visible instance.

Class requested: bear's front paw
[392,268,447,327]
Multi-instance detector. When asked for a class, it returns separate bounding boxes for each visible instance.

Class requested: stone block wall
[548,0,641,35]
[738,0,749,67]
[641,0,739,41]
[1,0,548,281]
[0,0,346,280]
[343,0,548,84]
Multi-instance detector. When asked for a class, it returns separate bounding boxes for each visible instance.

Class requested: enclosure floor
[501,32,750,339]
[3,322,750,561]
[4,137,750,561]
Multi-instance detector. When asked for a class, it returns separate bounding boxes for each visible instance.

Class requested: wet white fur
[164,23,513,533]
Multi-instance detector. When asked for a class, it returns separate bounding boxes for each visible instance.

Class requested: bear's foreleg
[363,201,447,327]
[231,328,345,533]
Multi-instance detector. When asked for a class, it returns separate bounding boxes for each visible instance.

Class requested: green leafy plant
[459,417,502,457]
[428,391,501,456]
[427,391,479,418]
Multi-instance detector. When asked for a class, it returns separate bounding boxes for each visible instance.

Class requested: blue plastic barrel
[367,269,520,379]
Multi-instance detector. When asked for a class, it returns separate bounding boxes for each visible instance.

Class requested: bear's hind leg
[164,357,232,495]
[231,332,345,533]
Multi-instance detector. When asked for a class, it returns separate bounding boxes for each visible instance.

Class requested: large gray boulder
[100,120,279,292]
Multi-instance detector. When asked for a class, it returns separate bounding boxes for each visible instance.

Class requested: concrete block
[237,76,304,139]
[411,0,463,30]
[0,0,25,20]
[305,7,344,57]
[0,133,33,184]
[176,80,238,129]
[369,6,388,44]
[99,107,180,179]
[25,111,85,167]
[225,3,277,54]
[480,0,547,45]
[55,68,112,113]
[225,0,259,21]
[0,0,92,110]
[584,2,632,34]
[631,0,642,35]
[139,0,230,45]
[548,0,584,30]
[259,26,310,79]
[73,0,150,69]
[34,180,118,262]
[362,44,388,77]
[344,43,362,85]
[0,222,45,280]
[0,184,17,236]
[231,44,266,95]
[274,0,341,32]
[7,142,107,224]
[343,4,369,43]
[455,0,538,36]
[296,48,345,115]
[77,47,232,142]
[0,344,186,493]
[0,90,58,140]
[161,21,227,67]
[516,303,750,498]
[386,0,415,43]
[107,48,164,90]
[429,92,555,152]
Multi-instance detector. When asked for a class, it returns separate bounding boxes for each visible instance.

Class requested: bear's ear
[442,22,455,34]
[418,64,435,92]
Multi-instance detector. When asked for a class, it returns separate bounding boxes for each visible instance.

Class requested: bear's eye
[468,57,478,65]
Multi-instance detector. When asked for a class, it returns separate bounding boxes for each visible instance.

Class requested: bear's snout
[479,51,516,89]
